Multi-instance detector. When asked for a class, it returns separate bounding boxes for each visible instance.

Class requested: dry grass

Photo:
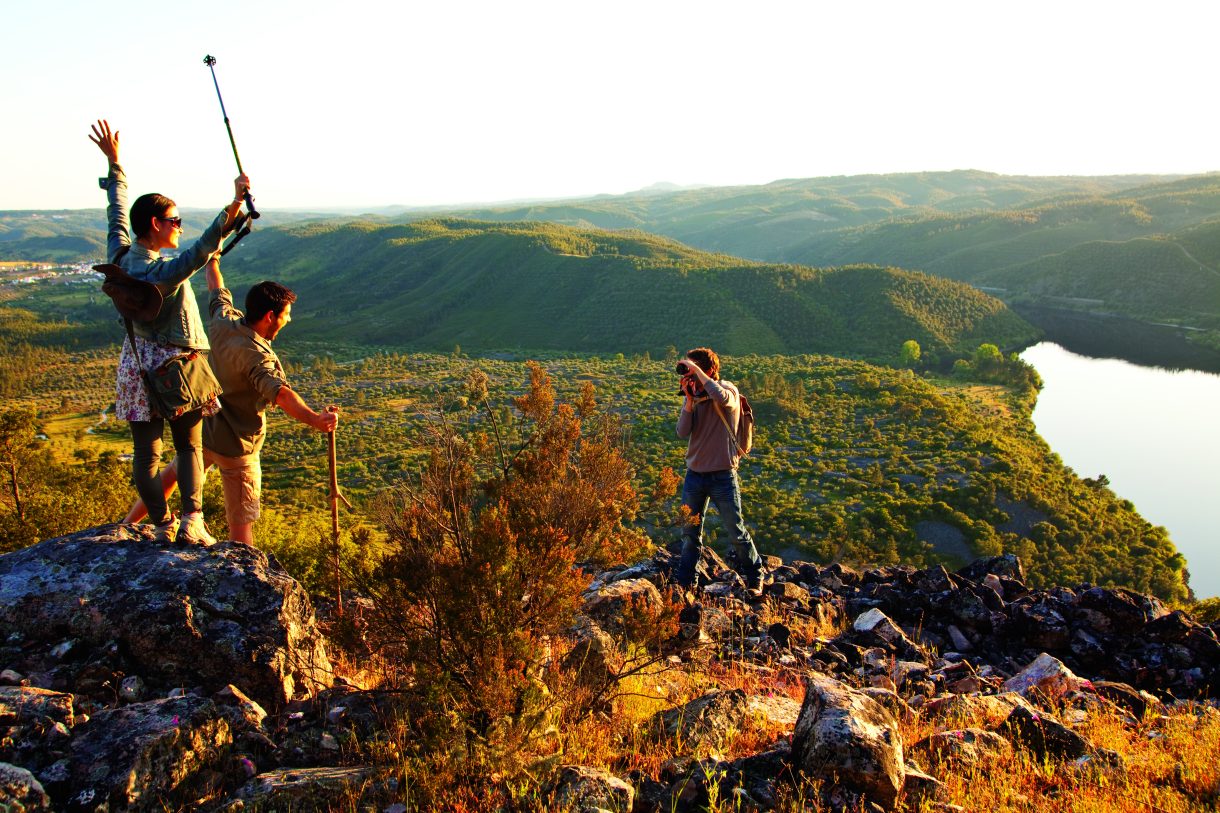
[903,698,1220,813]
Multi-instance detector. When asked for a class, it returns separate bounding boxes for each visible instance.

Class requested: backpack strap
[709,399,742,455]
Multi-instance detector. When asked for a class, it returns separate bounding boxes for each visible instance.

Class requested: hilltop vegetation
[211,218,1038,359]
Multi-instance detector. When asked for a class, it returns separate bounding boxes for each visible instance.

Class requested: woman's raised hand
[89,119,119,164]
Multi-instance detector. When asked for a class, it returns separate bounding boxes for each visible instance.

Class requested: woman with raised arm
[90,119,248,545]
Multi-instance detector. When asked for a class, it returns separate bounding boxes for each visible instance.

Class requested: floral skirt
[115,336,221,423]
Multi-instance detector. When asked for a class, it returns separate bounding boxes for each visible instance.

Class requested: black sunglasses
[158,216,183,229]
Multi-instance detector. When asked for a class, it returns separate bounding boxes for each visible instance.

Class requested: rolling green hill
[781,175,1220,332]
[214,218,1038,358]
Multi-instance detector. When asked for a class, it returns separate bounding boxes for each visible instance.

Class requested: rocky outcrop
[0,524,338,811]
[2,525,1217,812]
[0,524,332,710]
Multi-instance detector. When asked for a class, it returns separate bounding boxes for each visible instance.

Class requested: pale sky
[4,0,1218,211]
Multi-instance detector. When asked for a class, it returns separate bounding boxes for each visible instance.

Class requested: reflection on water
[1012,305,1220,373]
[1021,342,1220,599]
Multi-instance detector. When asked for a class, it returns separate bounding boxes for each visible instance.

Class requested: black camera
[676,361,698,396]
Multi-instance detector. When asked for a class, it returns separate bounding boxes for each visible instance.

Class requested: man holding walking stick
[125,255,338,545]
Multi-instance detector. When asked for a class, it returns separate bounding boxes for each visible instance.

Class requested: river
[1020,342,1220,599]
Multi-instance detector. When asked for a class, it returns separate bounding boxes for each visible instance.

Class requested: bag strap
[709,398,742,454]
[123,317,162,412]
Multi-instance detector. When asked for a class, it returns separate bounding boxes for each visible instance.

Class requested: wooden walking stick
[327,418,353,617]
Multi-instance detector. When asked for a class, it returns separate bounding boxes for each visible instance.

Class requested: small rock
[0,686,75,727]
[910,728,1013,769]
[48,641,74,660]
[120,675,146,702]
[1002,653,1085,700]
[946,625,973,652]
[1001,705,1091,760]
[853,608,913,650]
[0,762,51,812]
[234,766,373,808]
[320,732,340,751]
[550,765,634,813]
[0,669,24,686]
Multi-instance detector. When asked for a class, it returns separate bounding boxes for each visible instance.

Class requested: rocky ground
[0,525,1217,811]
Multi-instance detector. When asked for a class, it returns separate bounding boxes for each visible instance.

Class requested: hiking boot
[175,512,217,546]
[152,515,178,544]
[745,569,766,598]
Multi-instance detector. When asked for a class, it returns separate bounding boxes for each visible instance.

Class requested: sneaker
[175,512,217,546]
[152,515,178,544]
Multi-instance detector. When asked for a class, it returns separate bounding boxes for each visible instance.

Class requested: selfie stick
[203,55,259,219]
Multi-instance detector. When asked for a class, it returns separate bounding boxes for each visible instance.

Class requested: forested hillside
[782,174,1220,335]
[212,218,1038,358]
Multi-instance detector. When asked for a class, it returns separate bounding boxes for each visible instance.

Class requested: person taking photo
[672,347,765,596]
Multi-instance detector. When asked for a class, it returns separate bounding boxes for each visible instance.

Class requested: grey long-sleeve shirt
[676,378,742,473]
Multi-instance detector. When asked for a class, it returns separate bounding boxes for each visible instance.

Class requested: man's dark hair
[686,347,720,380]
[246,281,297,323]
[129,193,175,239]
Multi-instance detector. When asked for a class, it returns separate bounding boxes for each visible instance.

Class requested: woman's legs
[168,408,205,517]
[130,419,170,524]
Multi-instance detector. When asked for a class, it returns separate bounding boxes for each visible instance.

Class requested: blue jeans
[675,469,761,587]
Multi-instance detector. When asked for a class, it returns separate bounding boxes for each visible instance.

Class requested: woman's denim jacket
[101,163,228,350]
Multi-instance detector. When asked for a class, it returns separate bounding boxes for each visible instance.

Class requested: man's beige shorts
[202,448,262,527]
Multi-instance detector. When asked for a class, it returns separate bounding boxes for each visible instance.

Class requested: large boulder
[0,524,331,709]
[65,696,231,811]
[791,675,905,810]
